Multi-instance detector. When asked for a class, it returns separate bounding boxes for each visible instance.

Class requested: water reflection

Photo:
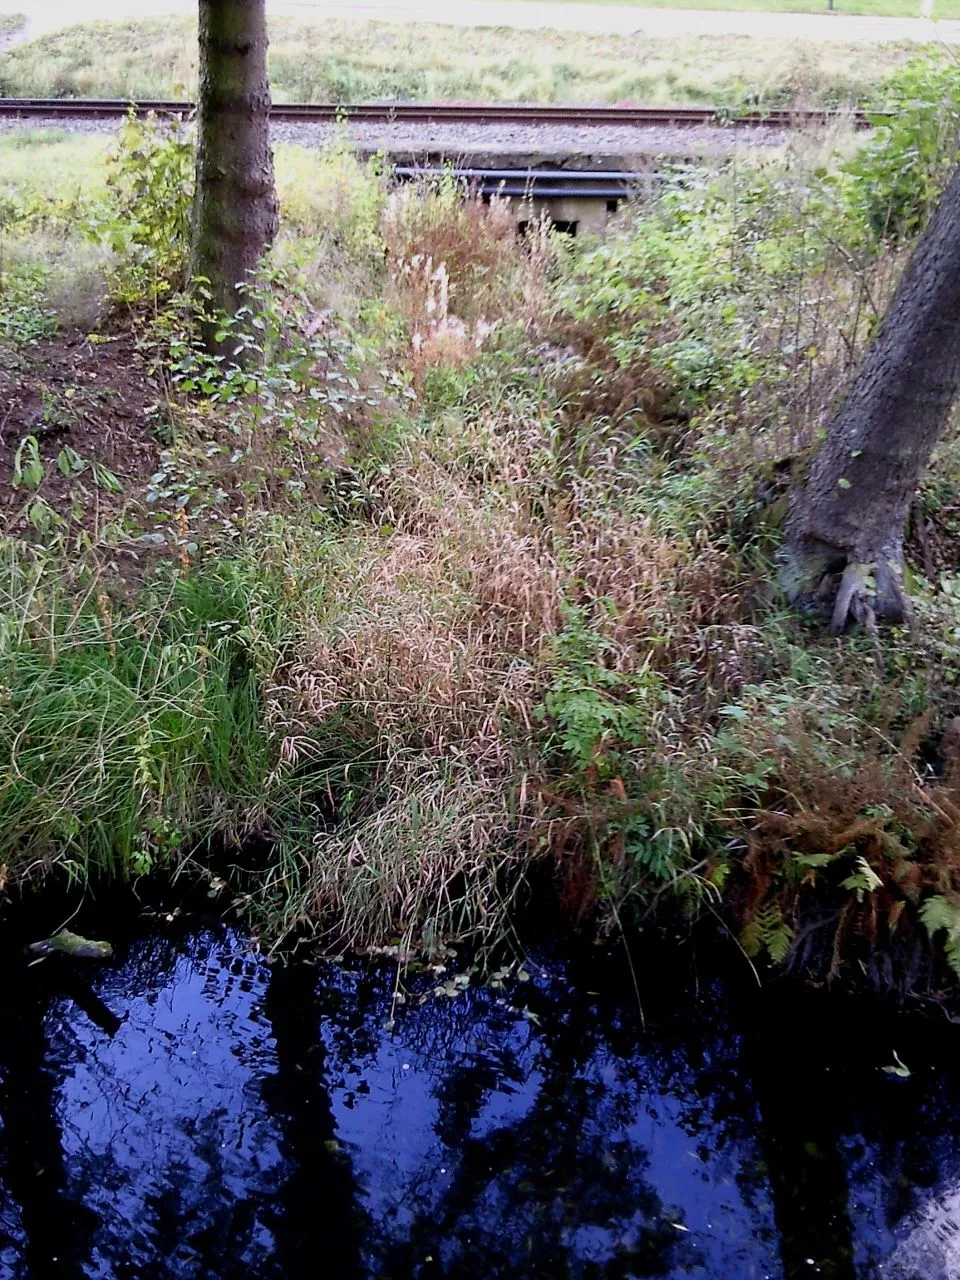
[313,955,777,1277]
[0,919,958,1277]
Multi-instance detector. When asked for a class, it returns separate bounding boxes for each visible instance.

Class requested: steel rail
[0,98,882,128]
[392,166,654,196]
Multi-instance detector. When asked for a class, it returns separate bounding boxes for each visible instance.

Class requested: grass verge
[0,15,918,108]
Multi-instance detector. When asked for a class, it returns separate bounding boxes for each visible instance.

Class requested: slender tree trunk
[190,0,279,348]
[782,164,960,632]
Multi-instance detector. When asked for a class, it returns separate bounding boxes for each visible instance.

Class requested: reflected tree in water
[316,956,772,1277]
[0,957,103,1278]
[262,956,367,1279]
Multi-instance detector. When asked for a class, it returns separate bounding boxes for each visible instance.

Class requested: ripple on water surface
[0,923,959,1278]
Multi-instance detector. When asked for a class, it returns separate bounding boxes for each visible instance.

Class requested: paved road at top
[6,0,960,43]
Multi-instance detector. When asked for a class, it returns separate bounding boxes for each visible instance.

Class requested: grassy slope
[0,15,915,107]
[0,128,341,209]
[0,128,109,199]
[513,0,960,17]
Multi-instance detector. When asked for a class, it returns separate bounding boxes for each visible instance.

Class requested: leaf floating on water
[26,930,114,960]
[882,1049,911,1079]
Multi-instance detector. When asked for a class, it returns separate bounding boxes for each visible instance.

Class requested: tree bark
[190,0,279,348]
[782,164,960,632]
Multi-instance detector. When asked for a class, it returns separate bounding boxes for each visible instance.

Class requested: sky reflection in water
[0,923,958,1278]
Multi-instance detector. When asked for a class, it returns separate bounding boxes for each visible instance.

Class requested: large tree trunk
[190,0,279,348]
[782,164,960,632]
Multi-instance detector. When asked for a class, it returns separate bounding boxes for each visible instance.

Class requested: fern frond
[740,902,792,965]
[920,894,960,980]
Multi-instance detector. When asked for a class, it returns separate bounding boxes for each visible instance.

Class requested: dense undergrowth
[3,57,960,989]
[0,15,916,109]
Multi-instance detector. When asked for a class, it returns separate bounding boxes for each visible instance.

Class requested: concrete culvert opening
[518,218,579,237]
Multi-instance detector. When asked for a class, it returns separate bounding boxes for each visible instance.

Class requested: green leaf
[12,435,44,490]
[793,852,835,869]
[719,705,748,723]
[881,1050,911,1079]
[841,855,883,896]
[92,463,122,493]
[767,923,793,966]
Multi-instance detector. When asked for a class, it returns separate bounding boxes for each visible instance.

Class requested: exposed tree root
[781,538,917,638]
[826,555,916,636]
[911,497,936,582]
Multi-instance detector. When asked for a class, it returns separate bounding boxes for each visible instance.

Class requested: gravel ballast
[0,113,790,162]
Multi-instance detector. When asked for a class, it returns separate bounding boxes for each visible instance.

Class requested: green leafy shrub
[274,142,386,261]
[554,167,855,433]
[844,54,960,240]
[145,263,410,537]
[540,603,665,777]
[920,895,960,978]
[86,110,195,305]
[0,260,57,342]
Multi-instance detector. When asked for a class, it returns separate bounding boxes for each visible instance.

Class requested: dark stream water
[0,906,959,1280]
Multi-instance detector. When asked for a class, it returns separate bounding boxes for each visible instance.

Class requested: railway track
[0,98,880,129]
